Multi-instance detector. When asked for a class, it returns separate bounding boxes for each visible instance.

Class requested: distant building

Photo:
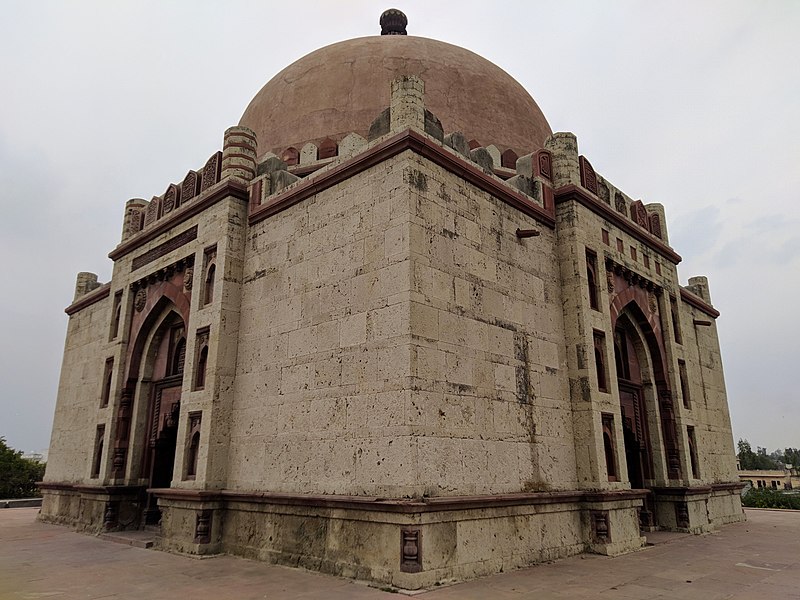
[40,9,744,589]
[22,451,47,464]
[739,467,800,490]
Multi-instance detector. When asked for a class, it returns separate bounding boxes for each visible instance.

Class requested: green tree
[738,439,757,469]
[737,439,781,470]
[783,448,800,469]
[0,437,45,499]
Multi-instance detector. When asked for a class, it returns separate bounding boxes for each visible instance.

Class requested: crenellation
[73,272,101,300]
[444,131,470,158]
[339,132,367,157]
[485,144,501,166]
[686,276,711,304]
[121,198,148,241]
[300,141,318,164]
[469,147,494,172]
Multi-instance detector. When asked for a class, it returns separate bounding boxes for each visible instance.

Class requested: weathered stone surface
[44,58,742,589]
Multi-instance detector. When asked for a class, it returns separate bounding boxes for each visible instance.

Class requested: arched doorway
[614,319,654,492]
[613,304,682,530]
[138,310,186,525]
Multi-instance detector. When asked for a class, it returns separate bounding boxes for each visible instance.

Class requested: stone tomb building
[41,11,743,589]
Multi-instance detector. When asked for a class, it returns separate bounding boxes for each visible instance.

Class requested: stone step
[99,530,156,549]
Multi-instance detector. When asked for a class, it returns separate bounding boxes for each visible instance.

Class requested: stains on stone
[576,344,587,370]
[243,267,278,284]
[244,269,267,284]
[406,168,428,192]
[368,107,391,140]
[569,376,591,401]
[514,332,531,404]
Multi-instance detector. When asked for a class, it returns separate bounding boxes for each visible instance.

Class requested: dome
[239,34,552,157]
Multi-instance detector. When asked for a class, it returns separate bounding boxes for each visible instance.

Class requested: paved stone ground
[1,508,799,599]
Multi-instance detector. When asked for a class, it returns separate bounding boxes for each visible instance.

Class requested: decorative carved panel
[130,226,198,272]
[200,151,222,192]
[194,509,212,543]
[598,181,610,204]
[103,500,119,530]
[649,213,662,239]
[162,184,181,215]
[579,155,598,195]
[123,205,145,238]
[614,192,627,214]
[133,288,147,312]
[592,510,610,542]
[537,150,552,180]
[143,197,160,227]
[181,170,200,203]
[630,200,649,229]
[112,448,126,476]
[675,501,690,529]
[400,528,422,573]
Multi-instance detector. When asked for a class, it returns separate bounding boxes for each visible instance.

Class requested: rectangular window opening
[593,330,608,392]
[586,248,600,311]
[678,359,690,409]
[670,296,683,345]
[101,358,114,408]
[91,425,105,478]
[687,426,700,479]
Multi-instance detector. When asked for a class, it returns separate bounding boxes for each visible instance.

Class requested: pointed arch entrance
[139,310,186,524]
[114,281,191,528]
[611,296,683,530]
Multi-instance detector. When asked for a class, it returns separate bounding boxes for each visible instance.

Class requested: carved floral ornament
[134,288,147,312]
[605,257,661,295]
[183,268,193,291]
[648,291,658,314]
[130,255,195,296]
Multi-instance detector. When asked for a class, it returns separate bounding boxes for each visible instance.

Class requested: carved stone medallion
[183,268,193,291]
[134,288,147,312]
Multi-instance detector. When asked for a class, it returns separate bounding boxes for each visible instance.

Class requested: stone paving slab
[1,508,799,599]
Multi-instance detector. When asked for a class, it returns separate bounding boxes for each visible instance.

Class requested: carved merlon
[74,272,101,300]
[390,75,426,133]
[645,202,669,244]
[121,198,148,243]
[686,276,712,304]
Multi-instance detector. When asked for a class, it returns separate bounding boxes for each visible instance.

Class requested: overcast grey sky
[1,1,798,455]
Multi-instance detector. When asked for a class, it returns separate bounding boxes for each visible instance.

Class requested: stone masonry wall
[228,148,575,496]
[45,297,111,483]
[404,152,575,494]
[229,152,417,496]
[678,301,738,483]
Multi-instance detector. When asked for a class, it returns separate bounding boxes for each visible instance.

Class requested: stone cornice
[38,482,144,495]
[249,128,556,228]
[605,256,661,293]
[148,487,647,513]
[109,179,249,261]
[64,283,111,316]
[555,184,682,265]
[680,287,720,319]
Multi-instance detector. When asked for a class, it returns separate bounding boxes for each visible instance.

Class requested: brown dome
[239,35,552,157]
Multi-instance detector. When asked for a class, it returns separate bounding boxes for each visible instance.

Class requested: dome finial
[380,9,407,35]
